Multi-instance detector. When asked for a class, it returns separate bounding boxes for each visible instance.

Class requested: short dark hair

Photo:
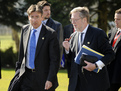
[27,4,42,16]
[115,8,121,14]
[37,0,51,9]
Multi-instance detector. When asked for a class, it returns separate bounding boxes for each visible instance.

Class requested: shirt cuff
[96,60,105,70]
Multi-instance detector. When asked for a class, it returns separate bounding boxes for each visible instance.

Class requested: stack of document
[75,45,104,73]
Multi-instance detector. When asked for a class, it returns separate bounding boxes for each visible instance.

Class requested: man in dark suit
[63,7,114,91]
[108,8,121,91]
[63,24,74,78]
[8,4,60,91]
[37,1,63,62]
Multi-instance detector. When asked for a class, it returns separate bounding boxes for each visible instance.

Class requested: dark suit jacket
[64,24,73,39]
[67,25,114,91]
[8,24,60,91]
[63,24,74,78]
[46,18,63,61]
[108,27,121,84]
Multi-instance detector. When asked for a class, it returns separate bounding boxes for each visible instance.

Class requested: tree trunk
[12,28,19,53]
[98,1,108,33]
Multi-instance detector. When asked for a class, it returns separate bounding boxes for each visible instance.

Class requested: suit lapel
[23,25,32,55]
[83,25,93,46]
[110,29,117,45]
[46,18,53,27]
[19,25,31,77]
[113,32,121,49]
[35,25,46,58]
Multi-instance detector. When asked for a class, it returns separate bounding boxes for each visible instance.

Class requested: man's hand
[44,80,52,90]
[83,61,97,71]
[62,41,70,51]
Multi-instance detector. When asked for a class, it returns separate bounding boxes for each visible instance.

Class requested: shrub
[1,47,18,68]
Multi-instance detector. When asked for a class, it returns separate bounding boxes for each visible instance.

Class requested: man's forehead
[29,12,41,16]
[114,13,121,18]
[43,6,50,9]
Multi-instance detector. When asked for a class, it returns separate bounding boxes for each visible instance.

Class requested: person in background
[8,4,60,91]
[108,8,121,91]
[63,6,114,91]
[63,24,74,78]
[37,0,63,63]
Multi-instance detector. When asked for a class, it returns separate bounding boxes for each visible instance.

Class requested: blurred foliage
[0,0,121,31]
[1,47,17,68]
[23,0,121,32]
[0,0,28,30]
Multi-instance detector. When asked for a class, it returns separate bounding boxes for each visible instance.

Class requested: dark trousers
[20,69,37,91]
[20,68,55,91]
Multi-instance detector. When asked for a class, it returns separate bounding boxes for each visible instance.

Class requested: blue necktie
[29,29,37,69]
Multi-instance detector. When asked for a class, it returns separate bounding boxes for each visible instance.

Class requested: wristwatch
[95,63,98,68]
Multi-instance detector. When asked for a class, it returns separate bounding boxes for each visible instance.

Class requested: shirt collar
[31,24,42,32]
[42,19,48,24]
[82,24,89,34]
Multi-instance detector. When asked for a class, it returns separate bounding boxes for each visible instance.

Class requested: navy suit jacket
[67,25,114,91]
[46,18,63,61]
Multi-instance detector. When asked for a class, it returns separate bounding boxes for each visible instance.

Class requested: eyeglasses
[70,18,81,23]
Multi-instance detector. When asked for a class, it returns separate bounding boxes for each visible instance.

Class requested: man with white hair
[63,7,114,91]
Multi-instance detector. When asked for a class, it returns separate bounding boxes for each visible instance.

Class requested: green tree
[48,0,121,32]
[0,0,28,52]
[1,0,121,51]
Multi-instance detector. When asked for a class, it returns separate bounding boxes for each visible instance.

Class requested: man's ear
[83,17,87,23]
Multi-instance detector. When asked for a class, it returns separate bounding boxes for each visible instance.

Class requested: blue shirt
[26,24,42,69]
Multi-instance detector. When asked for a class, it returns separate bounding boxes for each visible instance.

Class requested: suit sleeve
[16,27,25,71]
[57,23,63,61]
[97,30,115,65]
[47,31,60,82]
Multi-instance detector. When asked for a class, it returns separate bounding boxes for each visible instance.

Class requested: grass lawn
[0,35,121,91]
[0,68,69,91]
[1,68,121,91]
[0,35,69,90]
[0,35,16,52]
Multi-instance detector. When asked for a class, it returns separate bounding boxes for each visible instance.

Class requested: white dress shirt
[26,24,42,69]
